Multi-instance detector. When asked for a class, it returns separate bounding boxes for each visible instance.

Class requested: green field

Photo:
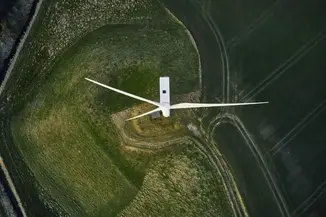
[0,0,235,216]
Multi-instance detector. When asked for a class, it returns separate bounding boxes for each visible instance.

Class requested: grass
[118,144,234,217]
[0,0,236,216]
[10,24,197,216]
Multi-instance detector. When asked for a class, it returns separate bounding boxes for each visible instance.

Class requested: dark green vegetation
[0,0,236,216]
[161,0,326,217]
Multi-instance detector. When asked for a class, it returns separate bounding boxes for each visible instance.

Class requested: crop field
[3,0,325,216]
[0,0,238,216]
[160,0,326,217]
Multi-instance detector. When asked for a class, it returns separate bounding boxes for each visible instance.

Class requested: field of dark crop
[160,0,326,217]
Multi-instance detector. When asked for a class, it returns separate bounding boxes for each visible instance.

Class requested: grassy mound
[1,0,234,216]
[11,22,198,217]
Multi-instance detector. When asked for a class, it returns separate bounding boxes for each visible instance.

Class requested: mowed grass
[13,102,137,216]
[8,1,201,216]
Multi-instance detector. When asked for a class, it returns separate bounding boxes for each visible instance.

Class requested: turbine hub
[160,104,170,117]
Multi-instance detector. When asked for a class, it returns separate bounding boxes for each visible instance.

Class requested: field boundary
[0,0,44,96]
[0,157,27,217]
[0,1,45,216]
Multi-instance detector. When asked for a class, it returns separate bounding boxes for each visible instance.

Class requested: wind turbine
[85,77,268,121]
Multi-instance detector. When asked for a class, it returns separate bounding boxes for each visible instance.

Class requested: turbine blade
[170,101,269,109]
[85,78,161,107]
[126,108,161,121]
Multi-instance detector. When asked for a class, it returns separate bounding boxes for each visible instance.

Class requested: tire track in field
[191,0,230,103]
[291,180,326,217]
[241,29,326,102]
[207,113,290,217]
[227,1,280,51]
[193,118,248,217]
[205,15,230,103]
[192,139,245,217]
[271,100,326,155]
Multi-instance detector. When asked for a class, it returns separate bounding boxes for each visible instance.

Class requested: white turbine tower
[85,77,268,121]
